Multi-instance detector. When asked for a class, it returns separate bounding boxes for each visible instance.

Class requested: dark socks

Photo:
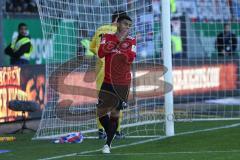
[99,115,119,147]
[106,117,118,147]
[99,115,110,134]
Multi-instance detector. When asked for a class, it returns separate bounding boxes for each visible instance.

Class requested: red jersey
[98,33,136,85]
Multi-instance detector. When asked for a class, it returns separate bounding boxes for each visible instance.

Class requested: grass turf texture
[0,120,240,160]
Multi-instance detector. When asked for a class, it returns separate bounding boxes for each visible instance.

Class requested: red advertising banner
[173,63,237,95]
[0,65,45,123]
[0,62,238,123]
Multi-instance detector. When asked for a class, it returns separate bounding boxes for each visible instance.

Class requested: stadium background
[0,0,240,123]
[0,1,240,160]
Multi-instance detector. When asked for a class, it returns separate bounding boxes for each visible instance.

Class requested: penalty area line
[38,122,240,160]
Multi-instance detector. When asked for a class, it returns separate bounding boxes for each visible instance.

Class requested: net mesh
[34,0,240,139]
[35,0,164,139]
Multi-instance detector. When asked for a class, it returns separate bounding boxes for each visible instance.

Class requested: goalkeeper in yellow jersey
[90,10,127,139]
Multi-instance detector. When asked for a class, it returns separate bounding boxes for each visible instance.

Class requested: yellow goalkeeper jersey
[90,24,117,90]
[90,24,117,55]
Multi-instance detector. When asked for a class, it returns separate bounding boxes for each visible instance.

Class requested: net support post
[0,0,5,65]
[161,0,175,136]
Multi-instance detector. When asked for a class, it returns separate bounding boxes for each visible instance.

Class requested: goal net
[34,0,167,139]
[172,0,240,119]
[34,0,240,140]
[170,0,240,132]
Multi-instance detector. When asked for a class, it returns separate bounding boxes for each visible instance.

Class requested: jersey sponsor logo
[120,41,131,49]
[111,49,121,54]
[119,41,132,52]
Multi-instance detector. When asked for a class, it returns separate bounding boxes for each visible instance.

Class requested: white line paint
[76,150,240,157]
[39,123,240,160]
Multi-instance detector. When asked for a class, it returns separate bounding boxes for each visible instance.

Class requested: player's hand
[119,29,129,42]
[103,41,118,54]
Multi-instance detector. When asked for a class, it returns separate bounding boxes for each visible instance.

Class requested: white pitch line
[76,150,240,157]
[39,123,240,160]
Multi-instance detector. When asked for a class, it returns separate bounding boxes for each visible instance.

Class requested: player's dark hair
[117,15,132,23]
[18,23,27,30]
[112,10,127,23]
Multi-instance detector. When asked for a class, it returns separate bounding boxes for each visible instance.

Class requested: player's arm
[98,34,113,58]
[4,44,14,56]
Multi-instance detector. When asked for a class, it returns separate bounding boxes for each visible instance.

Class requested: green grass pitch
[1,120,240,160]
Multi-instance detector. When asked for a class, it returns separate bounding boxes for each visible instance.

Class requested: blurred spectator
[215,23,238,56]
[231,0,240,20]
[171,23,183,58]
[4,23,33,65]
[6,0,37,13]
[175,0,232,21]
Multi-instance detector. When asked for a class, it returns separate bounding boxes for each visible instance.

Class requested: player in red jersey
[97,15,136,154]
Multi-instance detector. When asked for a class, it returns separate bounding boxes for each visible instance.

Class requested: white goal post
[162,0,174,137]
